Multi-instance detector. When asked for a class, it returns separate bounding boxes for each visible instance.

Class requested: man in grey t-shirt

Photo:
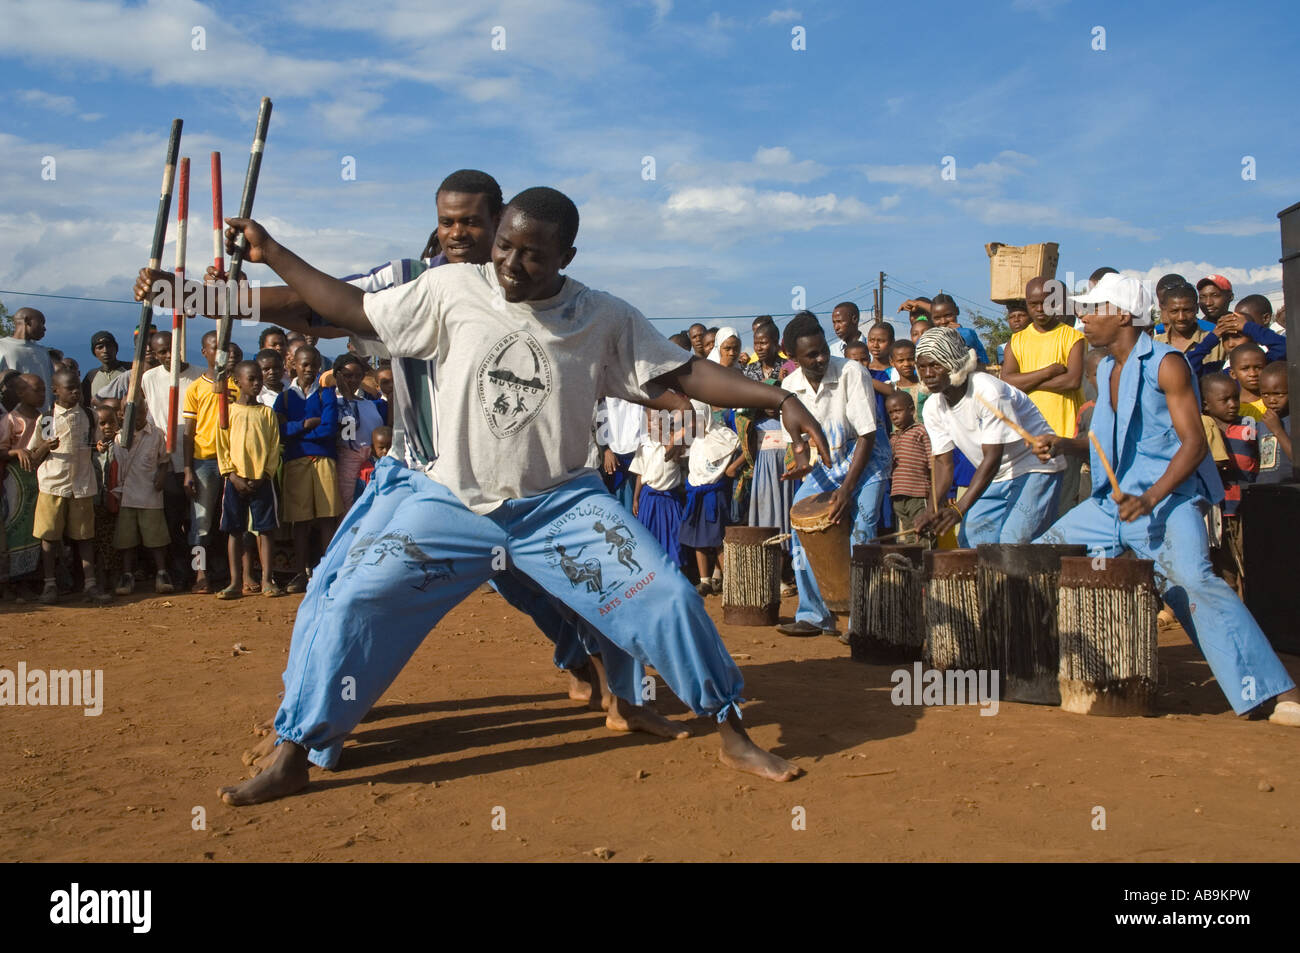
[0,308,54,410]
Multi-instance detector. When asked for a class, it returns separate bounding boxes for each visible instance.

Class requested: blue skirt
[680,479,729,549]
[637,485,683,566]
[748,447,794,551]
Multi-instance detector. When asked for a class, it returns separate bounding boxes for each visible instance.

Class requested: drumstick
[166,156,190,455]
[1088,430,1123,500]
[122,118,182,449]
[867,527,919,543]
[975,393,1040,446]
[216,97,273,429]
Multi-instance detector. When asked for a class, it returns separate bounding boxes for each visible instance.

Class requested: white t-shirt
[629,440,682,491]
[363,263,689,513]
[684,400,740,486]
[256,387,282,409]
[601,396,645,455]
[921,372,1064,483]
[140,363,203,471]
[781,356,881,481]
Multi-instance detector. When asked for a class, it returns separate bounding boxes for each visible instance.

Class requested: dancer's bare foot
[606,696,691,739]
[253,716,274,737]
[567,663,597,706]
[717,711,802,782]
[219,740,310,805]
[241,732,278,773]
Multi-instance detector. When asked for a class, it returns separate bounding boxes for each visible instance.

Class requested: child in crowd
[680,397,740,596]
[111,396,174,594]
[331,353,388,511]
[354,425,392,498]
[91,403,120,589]
[864,321,896,431]
[886,391,931,537]
[183,330,239,593]
[1256,362,1292,484]
[630,409,685,567]
[28,368,110,605]
[910,316,933,344]
[1228,342,1267,420]
[376,363,394,424]
[273,344,340,593]
[844,341,869,366]
[217,361,284,599]
[1200,372,1257,594]
[0,374,44,594]
[889,340,925,414]
[255,348,286,408]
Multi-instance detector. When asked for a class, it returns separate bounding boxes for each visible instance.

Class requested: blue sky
[2,0,1297,364]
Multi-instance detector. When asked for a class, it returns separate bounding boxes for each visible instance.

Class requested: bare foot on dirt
[606,696,691,739]
[717,712,802,782]
[241,732,278,773]
[219,740,310,806]
[253,716,275,737]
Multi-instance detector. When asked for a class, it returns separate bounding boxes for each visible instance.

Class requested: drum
[722,525,782,626]
[849,544,924,663]
[1057,556,1159,716]
[789,491,852,612]
[922,549,984,671]
[977,543,1087,705]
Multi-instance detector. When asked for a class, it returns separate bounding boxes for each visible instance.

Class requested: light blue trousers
[277,462,743,765]
[791,463,886,630]
[959,469,1063,547]
[1037,493,1294,714]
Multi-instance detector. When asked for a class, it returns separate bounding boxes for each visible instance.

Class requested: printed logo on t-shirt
[543,500,655,616]
[477,331,553,438]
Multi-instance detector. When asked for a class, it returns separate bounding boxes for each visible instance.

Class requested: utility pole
[872,289,879,324]
[879,271,885,321]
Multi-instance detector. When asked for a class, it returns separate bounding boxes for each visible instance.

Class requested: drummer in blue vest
[1033,273,1300,726]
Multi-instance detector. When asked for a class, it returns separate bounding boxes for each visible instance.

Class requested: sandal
[191,580,212,595]
[243,582,262,594]
[216,585,242,600]
[263,583,286,598]
[285,573,309,594]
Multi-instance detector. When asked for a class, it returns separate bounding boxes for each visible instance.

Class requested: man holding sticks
[1032,273,1300,726]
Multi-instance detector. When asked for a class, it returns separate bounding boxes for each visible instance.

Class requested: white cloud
[18,89,76,113]
[669,146,827,185]
[1186,219,1276,238]
[1121,261,1283,292]
[763,8,802,24]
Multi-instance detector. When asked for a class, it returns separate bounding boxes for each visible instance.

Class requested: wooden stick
[1088,430,1123,500]
[867,527,919,544]
[122,118,182,448]
[166,156,190,455]
[975,393,1039,445]
[210,151,223,426]
[216,97,273,429]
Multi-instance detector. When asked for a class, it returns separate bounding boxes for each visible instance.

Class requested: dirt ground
[2,585,1298,863]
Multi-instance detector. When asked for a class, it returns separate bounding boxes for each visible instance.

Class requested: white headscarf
[707,326,741,365]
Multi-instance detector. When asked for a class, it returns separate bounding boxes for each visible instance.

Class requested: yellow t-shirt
[216,402,281,479]
[1241,399,1265,421]
[183,374,239,461]
[1009,323,1086,437]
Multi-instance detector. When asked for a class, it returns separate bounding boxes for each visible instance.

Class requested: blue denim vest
[1090,334,1223,504]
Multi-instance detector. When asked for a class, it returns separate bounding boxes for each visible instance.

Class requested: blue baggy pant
[791,461,886,630]
[959,469,1063,547]
[275,466,744,762]
[1036,493,1294,714]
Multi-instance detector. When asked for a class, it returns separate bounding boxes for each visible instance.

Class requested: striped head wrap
[915,326,977,392]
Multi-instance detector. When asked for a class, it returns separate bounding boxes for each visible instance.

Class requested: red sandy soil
[1,588,1297,862]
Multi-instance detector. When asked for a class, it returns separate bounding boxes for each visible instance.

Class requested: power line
[0,288,137,306]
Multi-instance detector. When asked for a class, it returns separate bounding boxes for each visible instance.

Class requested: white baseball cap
[1070,273,1155,326]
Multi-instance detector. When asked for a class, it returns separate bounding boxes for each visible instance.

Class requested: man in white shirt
[214,187,831,806]
[776,312,892,637]
[914,327,1064,545]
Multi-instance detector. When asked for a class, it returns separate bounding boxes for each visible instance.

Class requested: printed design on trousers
[356,531,457,591]
[544,501,656,615]
[477,331,553,438]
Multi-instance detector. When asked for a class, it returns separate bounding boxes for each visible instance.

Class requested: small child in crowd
[331,353,388,511]
[273,344,340,593]
[864,321,896,431]
[28,368,110,605]
[110,396,174,594]
[217,361,284,599]
[1256,361,1292,484]
[354,424,392,498]
[890,340,925,414]
[255,348,286,408]
[630,409,685,567]
[843,340,869,366]
[1201,372,1257,593]
[886,392,931,537]
[1228,342,1267,420]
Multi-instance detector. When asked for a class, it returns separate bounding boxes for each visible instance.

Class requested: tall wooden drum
[1057,556,1159,716]
[722,525,782,626]
[849,544,924,663]
[789,491,852,612]
[977,543,1086,705]
[923,549,984,671]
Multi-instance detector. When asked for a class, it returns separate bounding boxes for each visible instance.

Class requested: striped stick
[216,97,272,428]
[122,118,182,448]
[166,156,190,454]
